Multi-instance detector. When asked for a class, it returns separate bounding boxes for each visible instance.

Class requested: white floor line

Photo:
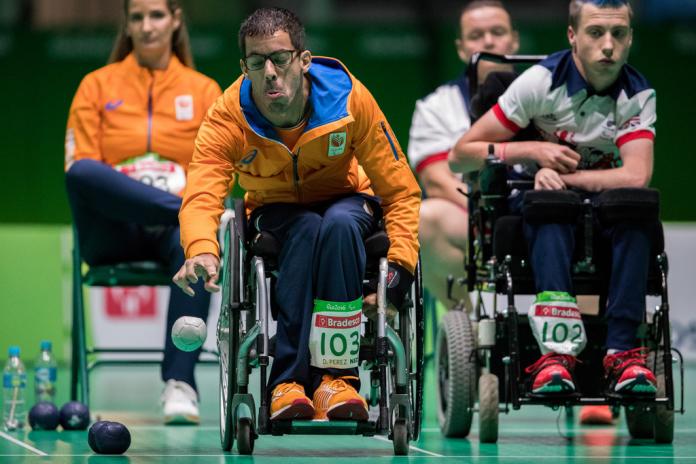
[128,425,219,430]
[0,431,48,456]
[422,426,696,433]
[6,454,694,460]
[372,435,444,457]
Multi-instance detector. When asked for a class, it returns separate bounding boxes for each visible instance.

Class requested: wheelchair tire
[219,219,242,451]
[392,419,410,456]
[652,350,674,444]
[236,417,255,455]
[399,259,425,441]
[478,373,499,444]
[436,308,476,437]
[625,404,654,439]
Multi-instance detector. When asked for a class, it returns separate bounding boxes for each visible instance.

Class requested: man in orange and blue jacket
[173,8,421,422]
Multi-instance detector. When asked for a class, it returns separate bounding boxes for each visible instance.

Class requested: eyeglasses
[244,49,298,71]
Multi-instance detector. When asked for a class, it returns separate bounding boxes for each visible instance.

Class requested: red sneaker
[579,405,614,425]
[604,348,657,395]
[525,352,576,394]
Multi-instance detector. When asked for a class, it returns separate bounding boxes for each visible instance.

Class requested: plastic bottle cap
[40,341,52,351]
[8,346,20,357]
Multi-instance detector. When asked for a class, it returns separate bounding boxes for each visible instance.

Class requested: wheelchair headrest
[596,188,660,225]
[523,190,583,224]
[470,71,518,121]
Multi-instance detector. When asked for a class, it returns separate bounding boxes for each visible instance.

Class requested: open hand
[172,253,220,296]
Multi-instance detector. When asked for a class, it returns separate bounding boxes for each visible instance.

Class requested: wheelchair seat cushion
[596,188,660,225]
[523,190,583,224]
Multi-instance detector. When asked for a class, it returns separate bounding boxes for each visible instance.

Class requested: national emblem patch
[328,132,347,157]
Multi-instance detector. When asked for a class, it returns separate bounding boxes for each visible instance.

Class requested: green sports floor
[1,360,694,463]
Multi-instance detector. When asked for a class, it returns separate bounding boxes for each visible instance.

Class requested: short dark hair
[458,1,511,37]
[238,7,306,57]
[569,0,633,30]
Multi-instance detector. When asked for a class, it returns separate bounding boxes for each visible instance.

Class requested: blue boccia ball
[88,421,131,455]
[59,401,90,430]
[28,402,60,430]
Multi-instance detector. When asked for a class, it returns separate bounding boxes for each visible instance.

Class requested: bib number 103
[320,331,360,358]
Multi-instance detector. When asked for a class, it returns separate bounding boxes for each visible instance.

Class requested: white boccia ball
[171,316,207,352]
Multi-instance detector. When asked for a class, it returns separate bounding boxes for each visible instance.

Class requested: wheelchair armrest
[365,230,390,261]
[523,190,582,224]
[596,188,660,225]
[250,231,282,260]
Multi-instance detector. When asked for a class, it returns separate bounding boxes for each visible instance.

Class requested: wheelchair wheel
[435,307,476,437]
[398,259,424,441]
[218,219,242,451]
[236,417,255,455]
[652,349,674,444]
[478,373,499,443]
[392,419,409,456]
[625,404,654,439]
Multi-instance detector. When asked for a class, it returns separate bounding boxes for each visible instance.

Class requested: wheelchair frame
[216,199,424,455]
[435,53,684,444]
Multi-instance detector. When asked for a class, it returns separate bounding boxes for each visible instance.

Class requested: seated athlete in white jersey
[449,0,658,416]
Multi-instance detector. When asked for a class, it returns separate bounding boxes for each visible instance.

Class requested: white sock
[606,349,620,355]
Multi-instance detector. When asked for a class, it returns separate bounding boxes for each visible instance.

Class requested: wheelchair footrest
[268,419,376,436]
[519,393,663,406]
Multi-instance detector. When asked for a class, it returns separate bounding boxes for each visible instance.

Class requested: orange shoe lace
[273,381,305,397]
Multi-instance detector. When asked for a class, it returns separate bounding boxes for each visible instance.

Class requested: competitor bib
[114,153,186,195]
[529,291,587,356]
[309,297,362,369]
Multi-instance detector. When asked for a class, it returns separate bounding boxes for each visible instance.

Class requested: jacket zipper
[380,121,399,161]
[291,147,302,202]
[147,74,154,153]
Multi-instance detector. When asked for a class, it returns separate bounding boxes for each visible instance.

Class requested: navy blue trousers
[250,194,377,394]
[514,194,653,351]
[65,159,210,391]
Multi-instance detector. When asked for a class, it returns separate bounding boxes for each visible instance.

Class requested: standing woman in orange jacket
[64,0,221,425]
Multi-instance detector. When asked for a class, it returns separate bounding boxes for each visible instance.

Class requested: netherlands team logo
[328,132,347,157]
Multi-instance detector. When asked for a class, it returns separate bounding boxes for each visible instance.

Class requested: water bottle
[34,341,57,404]
[3,346,27,431]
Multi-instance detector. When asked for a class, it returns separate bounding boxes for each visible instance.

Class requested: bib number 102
[320,331,360,357]
[542,322,583,343]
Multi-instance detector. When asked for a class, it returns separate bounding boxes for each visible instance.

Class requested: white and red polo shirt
[408,75,471,174]
[494,50,656,170]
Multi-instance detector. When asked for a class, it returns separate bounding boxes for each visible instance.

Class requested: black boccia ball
[28,402,60,430]
[59,401,90,430]
[88,421,131,455]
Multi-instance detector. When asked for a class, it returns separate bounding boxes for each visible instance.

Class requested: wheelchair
[215,199,424,455]
[435,53,685,444]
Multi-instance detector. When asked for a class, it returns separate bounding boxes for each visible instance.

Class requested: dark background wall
[1,0,694,224]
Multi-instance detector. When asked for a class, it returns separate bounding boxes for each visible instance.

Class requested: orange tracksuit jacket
[65,53,222,174]
[180,57,422,274]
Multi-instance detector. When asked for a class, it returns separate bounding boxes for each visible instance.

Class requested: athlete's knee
[419,199,466,244]
[322,210,361,238]
[65,159,103,191]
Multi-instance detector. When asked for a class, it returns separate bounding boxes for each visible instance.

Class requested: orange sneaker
[579,405,614,425]
[313,375,368,421]
[270,382,315,421]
